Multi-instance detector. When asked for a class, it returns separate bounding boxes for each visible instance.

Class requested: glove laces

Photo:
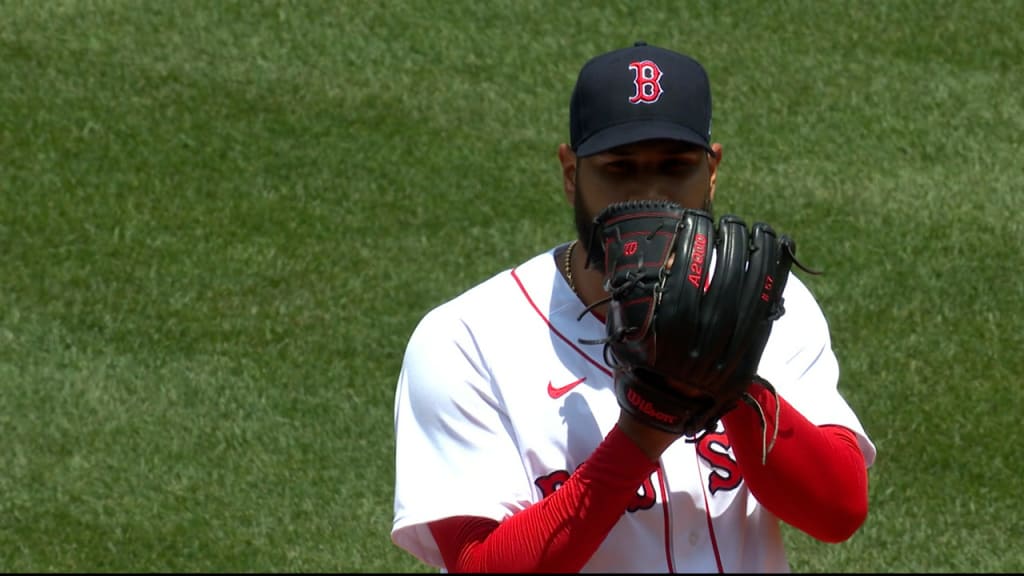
[740,379,781,465]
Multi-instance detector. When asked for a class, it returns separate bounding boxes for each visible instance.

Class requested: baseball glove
[582,200,814,450]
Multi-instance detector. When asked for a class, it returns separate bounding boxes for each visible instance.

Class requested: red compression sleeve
[721,382,869,542]
[428,425,658,573]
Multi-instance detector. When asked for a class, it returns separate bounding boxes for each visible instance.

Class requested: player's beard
[572,175,713,269]
[573,185,597,269]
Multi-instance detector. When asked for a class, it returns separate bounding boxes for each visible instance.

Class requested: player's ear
[558,143,577,205]
[707,143,723,202]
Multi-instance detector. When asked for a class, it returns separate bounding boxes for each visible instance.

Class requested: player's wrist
[616,411,681,461]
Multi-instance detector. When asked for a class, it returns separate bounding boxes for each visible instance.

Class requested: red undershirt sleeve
[721,381,870,543]
[428,424,658,573]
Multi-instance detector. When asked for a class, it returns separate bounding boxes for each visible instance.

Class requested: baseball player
[391,42,876,573]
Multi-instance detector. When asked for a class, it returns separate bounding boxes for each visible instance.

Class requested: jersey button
[689,531,700,546]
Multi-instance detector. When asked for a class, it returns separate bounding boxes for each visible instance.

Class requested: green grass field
[1,0,1022,572]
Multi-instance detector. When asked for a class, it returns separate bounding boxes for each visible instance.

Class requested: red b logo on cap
[628,60,663,104]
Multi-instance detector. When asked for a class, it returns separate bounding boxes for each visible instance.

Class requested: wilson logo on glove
[626,388,678,425]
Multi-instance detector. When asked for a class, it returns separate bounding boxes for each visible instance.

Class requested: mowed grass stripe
[1,0,1021,572]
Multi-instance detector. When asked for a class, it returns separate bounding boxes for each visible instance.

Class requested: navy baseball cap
[570,41,713,157]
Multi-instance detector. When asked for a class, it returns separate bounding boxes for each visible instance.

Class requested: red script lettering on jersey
[547,377,586,399]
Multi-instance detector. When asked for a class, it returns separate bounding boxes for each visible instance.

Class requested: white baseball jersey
[392,245,876,573]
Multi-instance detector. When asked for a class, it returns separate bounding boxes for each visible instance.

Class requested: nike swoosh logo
[547,377,586,399]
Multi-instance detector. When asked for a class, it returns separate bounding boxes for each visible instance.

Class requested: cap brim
[575,121,712,157]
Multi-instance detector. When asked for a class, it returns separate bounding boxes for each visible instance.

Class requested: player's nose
[632,178,675,202]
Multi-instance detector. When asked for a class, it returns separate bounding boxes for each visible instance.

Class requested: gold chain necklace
[563,239,579,296]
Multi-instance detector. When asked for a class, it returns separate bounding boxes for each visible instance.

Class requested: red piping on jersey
[511,267,612,378]
[655,466,676,573]
[697,450,726,573]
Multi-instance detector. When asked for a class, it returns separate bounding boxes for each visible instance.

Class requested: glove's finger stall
[657,209,714,363]
[691,215,747,378]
